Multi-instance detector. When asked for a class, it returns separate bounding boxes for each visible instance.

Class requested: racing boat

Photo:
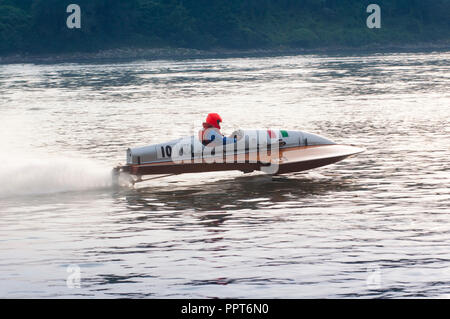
[112,129,364,185]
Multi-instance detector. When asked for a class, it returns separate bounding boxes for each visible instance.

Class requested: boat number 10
[160,145,172,158]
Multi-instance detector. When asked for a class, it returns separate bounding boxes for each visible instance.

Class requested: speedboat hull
[119,144,363,176]
[113,129,364,183]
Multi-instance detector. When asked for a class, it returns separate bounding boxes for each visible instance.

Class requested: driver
[199,113,237,146]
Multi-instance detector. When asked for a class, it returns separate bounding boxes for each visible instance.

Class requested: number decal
[160,145,172,158]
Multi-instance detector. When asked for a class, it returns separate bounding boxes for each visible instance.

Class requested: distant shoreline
[1,42,449,65]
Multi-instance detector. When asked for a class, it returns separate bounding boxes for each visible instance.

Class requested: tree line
[1,0,449,54]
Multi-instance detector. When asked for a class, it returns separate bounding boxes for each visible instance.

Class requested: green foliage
[0,0,449,54]
[0,5,30,53]
[287,28,320,47]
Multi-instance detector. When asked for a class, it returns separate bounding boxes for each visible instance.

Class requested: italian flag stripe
[280,130,289,137]
[267,130,276,138]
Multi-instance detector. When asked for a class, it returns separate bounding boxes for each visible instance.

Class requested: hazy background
[1,0,449,55]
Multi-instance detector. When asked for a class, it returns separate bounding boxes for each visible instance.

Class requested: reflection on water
[123,174,353,212]
[0,51,449,298]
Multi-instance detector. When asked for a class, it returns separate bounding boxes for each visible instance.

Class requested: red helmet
[205,113,222,129]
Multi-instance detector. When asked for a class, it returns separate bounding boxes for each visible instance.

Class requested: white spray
[0,152,113,198]
[0,115,114,197]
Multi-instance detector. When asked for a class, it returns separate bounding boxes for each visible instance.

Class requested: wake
[0,154,113,198]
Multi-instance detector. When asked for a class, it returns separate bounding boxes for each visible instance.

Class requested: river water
[0,51,449,298]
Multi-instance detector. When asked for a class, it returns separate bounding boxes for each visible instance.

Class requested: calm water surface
[0,51,449,298]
